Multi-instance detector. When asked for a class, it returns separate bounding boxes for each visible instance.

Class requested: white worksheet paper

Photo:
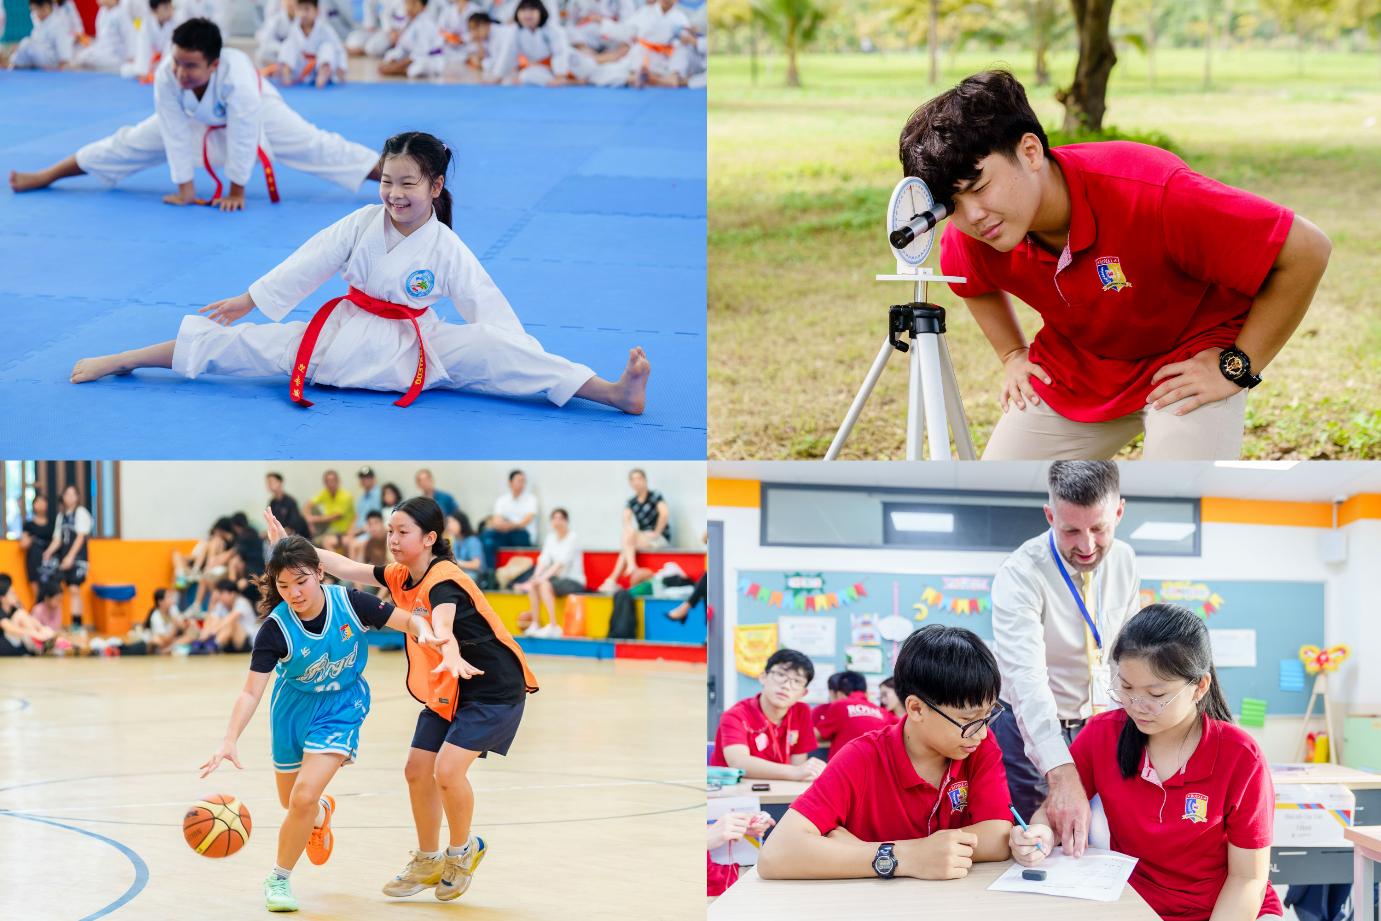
[988,847,1138,902]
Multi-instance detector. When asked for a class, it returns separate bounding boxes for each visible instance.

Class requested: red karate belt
[290,286,429,408]
[202,125,281,203]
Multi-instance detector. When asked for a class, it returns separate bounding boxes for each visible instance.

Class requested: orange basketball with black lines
[183,794,252,858]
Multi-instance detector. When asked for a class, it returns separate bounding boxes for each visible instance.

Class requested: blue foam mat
[0,72,706,459]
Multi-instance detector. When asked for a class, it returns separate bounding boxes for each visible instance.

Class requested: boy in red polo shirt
[757,625,1012,880]
[813,670,893,758]
[710,649,826,781]
[1011,604,1280,920]
[899,70,1331,460]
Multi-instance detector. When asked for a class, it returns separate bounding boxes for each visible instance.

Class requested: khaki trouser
[981,389,1248,460]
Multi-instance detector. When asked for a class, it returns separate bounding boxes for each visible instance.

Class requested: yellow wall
[0,539,195,629]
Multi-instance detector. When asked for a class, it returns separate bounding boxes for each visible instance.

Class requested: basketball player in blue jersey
[200,534,445,913]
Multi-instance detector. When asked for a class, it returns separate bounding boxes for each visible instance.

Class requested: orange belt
[138,51,161,84]
[296,52,317,82]
[201,70,279,204]
[637,38,675,56]
[441,30,462,45]
[517,54,552,70]
[289,285,429,408]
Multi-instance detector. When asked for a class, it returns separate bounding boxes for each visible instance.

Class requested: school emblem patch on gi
[405,269,436,298]
[339,623,353,641]
[947,781,970,812]
[1183,792,1209,823]
[1096,256,1133,292]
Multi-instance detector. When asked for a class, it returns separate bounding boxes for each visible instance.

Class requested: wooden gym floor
[0,653,704,920]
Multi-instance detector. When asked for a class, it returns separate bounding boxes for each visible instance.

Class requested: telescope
[888,199,953,251]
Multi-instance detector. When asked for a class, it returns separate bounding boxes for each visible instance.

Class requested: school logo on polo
[947,781,969,812]
[787,730,800,746]
[405,269,436,298]
[1096,256,1132,292]
[1183,792,1209,823]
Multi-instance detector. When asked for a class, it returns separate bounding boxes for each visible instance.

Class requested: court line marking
[0,696,31,713]
[0,810,149,920]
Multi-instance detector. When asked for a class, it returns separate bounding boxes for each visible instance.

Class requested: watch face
[1222,353,1246,378]
[876,855,896,875]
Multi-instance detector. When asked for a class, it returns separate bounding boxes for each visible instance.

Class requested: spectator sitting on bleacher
[480,469,538,569]
[179,517,238,613]
[599,468,670,592]
[305,469,356,551]
[194,579,260,653]
[19,494,55,599]
[0,573,58,655]
[449,511,486,586]
[146,587,199,654]
[42,484,93,631]
[514,508,585,638]
[346,466,382,559]
[667,529,706,623]
[380,481,404,511]
[414,467,459,519]
[266,471,311,537]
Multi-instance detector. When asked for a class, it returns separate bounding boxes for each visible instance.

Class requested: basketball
[184,794,252,858]
[518,609,534,629]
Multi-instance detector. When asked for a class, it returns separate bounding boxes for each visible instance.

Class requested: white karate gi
[488,0,518,23]
[435,1,482,54]
[172,204,595,406]
[174,0,229,36]
[120,13,175,79]
[344,0,383,51]
[383,12,444,77]
[74,1,136,70]
[254,6,295,66]
[562,0,628,51]
[490,20,587,83]
[9,11,74,68]
[588,1,687,86]
[278,18,348,83]
[350,0,407,56]
[75,47,377,194]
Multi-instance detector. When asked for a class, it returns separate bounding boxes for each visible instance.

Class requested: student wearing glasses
[989,460,1141,852]
[710,649,826,782]
[757,625,1012,880]
[1011,605,1280,920]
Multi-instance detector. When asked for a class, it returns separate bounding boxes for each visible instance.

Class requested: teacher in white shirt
[990,460,1140,856]
[480,469,540,569]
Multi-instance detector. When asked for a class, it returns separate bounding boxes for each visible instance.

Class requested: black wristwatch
[1219,346,1262,389]
[873,842,898,879]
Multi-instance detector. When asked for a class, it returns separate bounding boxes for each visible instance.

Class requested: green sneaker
[264,873,298,912]
[435,836,486,902]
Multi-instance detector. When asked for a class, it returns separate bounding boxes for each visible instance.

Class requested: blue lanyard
[1048,530,1102,649]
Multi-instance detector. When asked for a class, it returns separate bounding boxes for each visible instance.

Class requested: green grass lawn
[708,48,1381,459]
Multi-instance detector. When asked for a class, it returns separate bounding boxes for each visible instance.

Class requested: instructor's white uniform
[75,47,377,194]
[990,531,1140,776]
[172,204,596,405]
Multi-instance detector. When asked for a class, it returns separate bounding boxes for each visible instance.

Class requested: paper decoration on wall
[850,613,880,646]
[778,616,836,657]
[739,577,867,612]
[1239,697,1268,728]
[1151,581,1225,616]
[734,624,778,677]
[846,645,884,674]
[1279,658,1307,692]
[1138,588,1157,610]
[1299,644,1350,674]
[912,603,929,621]
[948,596,991,616]
[878,615,914,643]
[942,576,991,591]
[1207,629,1257,668]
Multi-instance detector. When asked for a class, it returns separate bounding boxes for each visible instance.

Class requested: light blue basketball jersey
[268,584,369,695]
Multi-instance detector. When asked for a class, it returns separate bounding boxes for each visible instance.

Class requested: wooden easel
[1294,670,1339,764]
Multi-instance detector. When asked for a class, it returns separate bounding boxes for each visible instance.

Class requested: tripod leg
[907,340,926,461]
[825,338,894,461]
[914,334,950,460]
[938,336,977,460]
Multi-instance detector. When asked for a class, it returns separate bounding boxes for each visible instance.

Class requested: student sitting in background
[147,587,199,653]
[813,670,892,758]
[6,0,74,70]
[195,579,260,653]
[710,649,825,782]
[757,625,1012,880]
[707,809,776,898]
[878,676,904,721]
[1010,604,1280,920]
[0,574,58,655]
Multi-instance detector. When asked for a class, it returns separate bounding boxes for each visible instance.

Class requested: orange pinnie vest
[384,560,538,721]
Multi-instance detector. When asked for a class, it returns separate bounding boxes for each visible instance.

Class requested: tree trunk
[750,20,759,85]
[928,0,940,85]
[1033,0,1051,86]
[1057,0,1118,133]
[785,22,800,87]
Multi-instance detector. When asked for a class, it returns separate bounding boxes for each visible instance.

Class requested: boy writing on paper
[758,625,1012,880]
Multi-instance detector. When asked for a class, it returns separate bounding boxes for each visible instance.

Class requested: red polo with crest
[710,695,816,767]
[813,691,893,757]
[940,141,1294,422]
[789,719,1010,841]
[1070,710,1280,920]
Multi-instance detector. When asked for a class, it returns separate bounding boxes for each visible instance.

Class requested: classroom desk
[1343,825,1381,921]
[1270,763,1381,886]
[709,863,1160,920]
[707,780,812,806]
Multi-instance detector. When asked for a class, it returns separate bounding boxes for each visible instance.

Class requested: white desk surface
[1271,763,1381,789]
[709,864,1159,920]
[707,780,812,805]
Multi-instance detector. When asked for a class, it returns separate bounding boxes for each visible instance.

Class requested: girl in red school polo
[1011,603,1280,920]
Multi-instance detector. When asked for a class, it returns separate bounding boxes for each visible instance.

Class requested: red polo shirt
[790,719,1010,841]
[1070,710,1280,920]
[814,692,893,758]
[710,694,815,767]
[941,141,1295,422]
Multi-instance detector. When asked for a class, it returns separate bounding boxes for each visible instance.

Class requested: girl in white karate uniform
[487,0,587,85]
[71,132,651,415]
[74,0,136,70]
[120,0,176,80]
[378,0,444,77]
[276,0,347,85]
[8,0,74,69]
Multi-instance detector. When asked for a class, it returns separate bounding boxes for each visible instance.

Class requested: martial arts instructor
[989,460,1140,855]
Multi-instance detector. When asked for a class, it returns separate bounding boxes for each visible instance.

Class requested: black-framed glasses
[762,667,808,692]
[917,696,1005,739]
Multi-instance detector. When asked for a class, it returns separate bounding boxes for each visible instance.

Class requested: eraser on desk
[1022,869,1047,881]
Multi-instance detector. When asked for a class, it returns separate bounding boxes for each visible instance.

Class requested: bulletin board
[734,571,1325,716]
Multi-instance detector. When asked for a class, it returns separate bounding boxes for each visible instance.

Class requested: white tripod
[825,177,976,461]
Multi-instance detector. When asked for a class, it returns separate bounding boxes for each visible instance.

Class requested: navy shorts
[412,699,525,758]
